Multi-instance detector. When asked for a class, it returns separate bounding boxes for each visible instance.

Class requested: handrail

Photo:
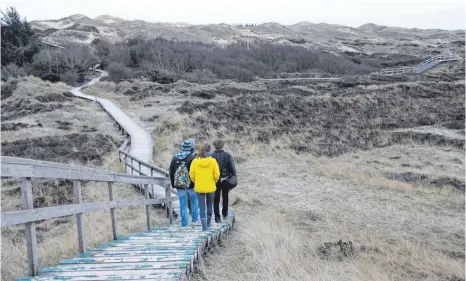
[0,156,175,276]
[380,50,459,75]
[1,156,168,185]
[119,149,169,177]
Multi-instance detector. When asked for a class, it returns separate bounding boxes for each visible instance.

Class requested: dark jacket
[210,150,236,178]
[169,152,196,189]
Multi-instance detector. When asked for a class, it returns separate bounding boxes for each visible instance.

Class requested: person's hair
[213,140,224,150]
[197,143,211,158]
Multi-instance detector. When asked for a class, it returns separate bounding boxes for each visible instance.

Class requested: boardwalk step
[18,273,182,280]
[77,250,195,258]
[41,262,190,272]
[61,256,193,264]
[36,269,185,278]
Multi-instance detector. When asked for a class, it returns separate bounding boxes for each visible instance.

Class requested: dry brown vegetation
[80,71,465,281]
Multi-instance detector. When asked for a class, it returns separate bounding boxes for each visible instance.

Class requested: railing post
[139,162,142,176]
[165,182,173,224]
[108,182,117,240]
[124,154,127,173]
[150,168,154,199]
[73,180,85,253]
[131,158,134,175]
[144,184,151,230]
[21,177,39,276]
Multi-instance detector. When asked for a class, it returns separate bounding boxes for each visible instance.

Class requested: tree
[1,7,39,66]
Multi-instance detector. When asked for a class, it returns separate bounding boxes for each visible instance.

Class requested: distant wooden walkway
[69,70,179,211]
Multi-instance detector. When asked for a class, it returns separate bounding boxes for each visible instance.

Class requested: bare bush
[60,70,78,86]
[107,62,130,82]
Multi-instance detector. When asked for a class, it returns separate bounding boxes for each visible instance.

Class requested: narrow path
[69,70,179,211]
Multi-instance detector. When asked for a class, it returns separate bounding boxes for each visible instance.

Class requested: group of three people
[169,139,237,231]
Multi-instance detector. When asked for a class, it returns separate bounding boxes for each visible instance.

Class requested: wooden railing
[0,156,176,276]
[118,149,177,197]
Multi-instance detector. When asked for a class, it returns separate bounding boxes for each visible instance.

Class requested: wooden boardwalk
[69,70,178,210]
[16,212,235,281]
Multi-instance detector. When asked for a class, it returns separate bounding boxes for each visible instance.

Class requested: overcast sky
[3,0,466,29]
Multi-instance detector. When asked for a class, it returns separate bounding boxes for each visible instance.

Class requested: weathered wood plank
[21,178,39,276]
[108,182,117,240]
[76,250,196,258]
[2,197,178,227]
[38,268,184,278]
[18,275,181,281]
[73,180,85,253]
[42,262,190,271]
[61,256,193,264]
[89,245,199,251]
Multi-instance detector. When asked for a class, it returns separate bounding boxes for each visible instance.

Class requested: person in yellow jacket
[189,143,220,231]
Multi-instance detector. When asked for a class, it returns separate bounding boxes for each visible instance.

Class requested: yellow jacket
[189,156,220,193]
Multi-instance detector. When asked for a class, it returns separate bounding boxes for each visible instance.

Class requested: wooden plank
[109,242,200,247]
[38,268,185,278]
[60,256,194,270]
[18,275,181,281]
[21,177,39,276]
[114,238,204,244]
[77,250,196,258]
[61,256,193,264]
[108,182,117,240]
[145,184,151,230]
[73,180,85,253]
[89,245,199,251]
[2,197,178,227]
[42,262,190,271]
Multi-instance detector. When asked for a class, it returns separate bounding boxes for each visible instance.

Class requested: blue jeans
[177,188,198,227]
[197,192,214,231]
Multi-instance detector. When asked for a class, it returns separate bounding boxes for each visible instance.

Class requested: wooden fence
[0,156,176,276]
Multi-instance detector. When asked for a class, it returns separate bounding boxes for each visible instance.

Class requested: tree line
[2,7,380,85]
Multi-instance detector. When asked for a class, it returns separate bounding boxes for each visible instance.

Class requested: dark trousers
[214,184,230,219]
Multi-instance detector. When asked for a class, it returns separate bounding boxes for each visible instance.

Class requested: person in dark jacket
[211,140,237,223]
[169,140,198,227]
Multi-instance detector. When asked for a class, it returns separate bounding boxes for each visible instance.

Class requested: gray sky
[3,0,466,29]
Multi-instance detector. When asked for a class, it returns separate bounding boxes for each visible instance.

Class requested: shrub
[60,70,79,86]
[1,63,26,81]
[1,79,18,100]
[107,62,130,82]
[41,73,61,83]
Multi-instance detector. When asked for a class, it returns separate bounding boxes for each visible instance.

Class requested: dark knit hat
[213,140,224,150]
[181,140,192,152]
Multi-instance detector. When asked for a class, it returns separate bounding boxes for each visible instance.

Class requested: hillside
[31,15,465,56]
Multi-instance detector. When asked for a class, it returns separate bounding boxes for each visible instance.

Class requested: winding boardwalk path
[70,70,179,211]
